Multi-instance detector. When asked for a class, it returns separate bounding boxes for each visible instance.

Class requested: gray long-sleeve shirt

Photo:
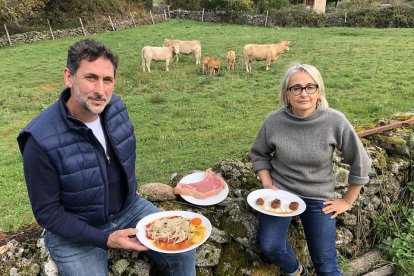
[250,107,372,200]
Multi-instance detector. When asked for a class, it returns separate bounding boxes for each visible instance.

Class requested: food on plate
[256,197,264,205]
[174,169,227,199]
[255,196,298,214]
[145,215,206,251]
[271,198,281,209]
[289,201,299,211]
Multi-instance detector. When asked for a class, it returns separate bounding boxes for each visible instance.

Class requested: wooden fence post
[164,10,167,20]
[344,11,347,23]
[79,18,86,36]
[4,24,12,46]
[108,16,115,31]
[265,10,268,27]
[150,11,155,24]
[167,5,171,18]
[47,19,55,40]
[202,8,205,22]
[130,13,136,27]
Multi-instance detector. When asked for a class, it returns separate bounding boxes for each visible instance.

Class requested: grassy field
[1,19,413,231]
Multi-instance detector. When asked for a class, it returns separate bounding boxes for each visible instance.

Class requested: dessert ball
[271,198,281,209]
[256,198,264,205]
[289,201,299,211]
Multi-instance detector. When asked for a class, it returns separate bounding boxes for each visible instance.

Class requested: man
[17,39,196,275]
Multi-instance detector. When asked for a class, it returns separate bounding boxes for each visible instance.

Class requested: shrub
[270,5,327,27]
[344,5,414,27]
[258,0,291,13]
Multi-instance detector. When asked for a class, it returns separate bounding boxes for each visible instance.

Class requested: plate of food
[136,211,212,253]
[247,189,306,217]
[174,169,229,206]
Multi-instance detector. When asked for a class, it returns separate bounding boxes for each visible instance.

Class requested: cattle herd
[141,39,290,74]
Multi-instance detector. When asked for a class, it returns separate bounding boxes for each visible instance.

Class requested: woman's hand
[322,199,352,219]
[263,183,278,190]
[107,228,149,251]
[257,170,278,190]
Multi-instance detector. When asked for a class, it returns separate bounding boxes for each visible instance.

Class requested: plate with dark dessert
[247,189,306,217]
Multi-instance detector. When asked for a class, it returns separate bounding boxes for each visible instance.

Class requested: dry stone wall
[0,14,166,47]
[1,114,414,275]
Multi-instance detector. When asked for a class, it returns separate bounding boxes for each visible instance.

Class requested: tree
[0,0,47,25]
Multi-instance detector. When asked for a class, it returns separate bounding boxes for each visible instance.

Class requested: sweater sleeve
[250,119,274,173]
[337,118,372,185]
[22,136,110,249]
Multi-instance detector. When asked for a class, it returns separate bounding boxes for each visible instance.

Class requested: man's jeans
[258,198,341,276]
[44,197,196,276]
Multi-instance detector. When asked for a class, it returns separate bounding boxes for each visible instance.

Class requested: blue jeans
[45,197,196,276]
[258,198,341,276]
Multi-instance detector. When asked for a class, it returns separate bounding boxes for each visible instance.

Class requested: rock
[138,183,176,201]
[196,242,222,266]
[111,258,129,274]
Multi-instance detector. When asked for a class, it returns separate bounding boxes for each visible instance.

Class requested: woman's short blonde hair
[278,63,329,108]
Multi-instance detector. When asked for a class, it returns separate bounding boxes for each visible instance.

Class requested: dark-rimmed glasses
[288,84,319,96]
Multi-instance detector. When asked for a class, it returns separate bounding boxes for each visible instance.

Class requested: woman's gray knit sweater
[250,107,372,200]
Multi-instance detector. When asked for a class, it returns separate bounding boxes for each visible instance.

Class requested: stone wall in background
[0,13,166,47]
[1,113,413,275]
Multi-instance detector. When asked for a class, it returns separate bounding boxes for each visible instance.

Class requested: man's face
[64,57,115,121]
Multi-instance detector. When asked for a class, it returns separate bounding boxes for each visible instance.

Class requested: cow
[226,50,236,70]
[202,56,212,74]
[141,45,179,73]
[207,58,221,76]
[243,41,290,72]
[163,38,202,65]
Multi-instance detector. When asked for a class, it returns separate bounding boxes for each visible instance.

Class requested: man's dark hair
[67,39,119,77]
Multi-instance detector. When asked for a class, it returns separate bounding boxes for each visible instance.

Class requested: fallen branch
[344,249,382,276]
[357,118,414,138]
[362,264,395,276]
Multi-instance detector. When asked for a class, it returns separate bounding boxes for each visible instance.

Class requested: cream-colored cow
[243,41,290,72]
[141,45,179,73]
[226,50,236,70]
[163,38,202,65]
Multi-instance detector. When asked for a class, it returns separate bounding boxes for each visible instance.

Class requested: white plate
[178,172,229,206]
[247,189,306,217]
[136,211,212,253]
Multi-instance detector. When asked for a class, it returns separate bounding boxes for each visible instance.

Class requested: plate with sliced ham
[174,169,229,206]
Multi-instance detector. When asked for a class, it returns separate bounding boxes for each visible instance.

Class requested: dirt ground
[0,223,43,247]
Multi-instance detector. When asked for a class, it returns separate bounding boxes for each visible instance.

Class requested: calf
[243,41,290,72]
[141,45,179,73]
[202,56,212,74]
[226,50,236,70]
[207,58,221,76]
[163,38,202,64]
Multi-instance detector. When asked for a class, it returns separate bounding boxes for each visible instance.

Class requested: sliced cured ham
[174,169,226,199]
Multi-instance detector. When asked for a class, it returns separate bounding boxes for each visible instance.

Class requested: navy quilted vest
[17,88,137,226]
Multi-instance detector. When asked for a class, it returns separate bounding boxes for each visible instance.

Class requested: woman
[250,63,371,276]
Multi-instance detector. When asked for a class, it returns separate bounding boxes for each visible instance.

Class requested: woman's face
[287,71,320,117]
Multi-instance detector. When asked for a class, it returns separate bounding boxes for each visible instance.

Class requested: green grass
[1,20,414,231]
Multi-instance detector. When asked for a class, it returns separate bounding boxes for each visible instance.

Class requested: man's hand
[107,228,149,251]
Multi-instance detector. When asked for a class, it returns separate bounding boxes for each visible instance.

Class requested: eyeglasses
[288,84,319,96]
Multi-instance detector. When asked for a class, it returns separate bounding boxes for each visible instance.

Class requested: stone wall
[1,114,414,275]
[0,13,166,47]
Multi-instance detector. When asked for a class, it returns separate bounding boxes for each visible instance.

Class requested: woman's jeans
[258,198,341,276]
[44,197,196,276]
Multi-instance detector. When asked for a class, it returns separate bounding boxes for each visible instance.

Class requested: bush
[270,5,326,27]
[344,5,414,27]
[258,0,291,14]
